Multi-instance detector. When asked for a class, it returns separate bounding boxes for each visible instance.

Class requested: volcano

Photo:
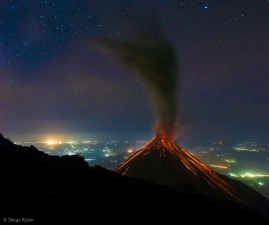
[98,16,269,220]
[114,137,269,217]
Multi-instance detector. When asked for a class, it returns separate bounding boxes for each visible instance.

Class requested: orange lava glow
[115,137,242,202]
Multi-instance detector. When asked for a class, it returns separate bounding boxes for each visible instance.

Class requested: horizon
[4,131,267,148]
[3,131,153,143]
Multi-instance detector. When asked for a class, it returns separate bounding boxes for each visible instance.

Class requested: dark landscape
[1,133,268,224]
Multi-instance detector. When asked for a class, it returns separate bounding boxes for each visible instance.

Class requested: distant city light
[209,165,228,169]
[47,140,56,145]
[47,140,63,145]
[228,173,237,177]
[227,172,269,178]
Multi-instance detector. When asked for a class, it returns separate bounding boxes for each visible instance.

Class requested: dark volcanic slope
[115,137,269,218]
[0,133,269,224]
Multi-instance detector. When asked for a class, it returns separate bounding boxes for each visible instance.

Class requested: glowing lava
[115,137,268,205]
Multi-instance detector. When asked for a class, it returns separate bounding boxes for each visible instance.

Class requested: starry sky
[1,0,268,145]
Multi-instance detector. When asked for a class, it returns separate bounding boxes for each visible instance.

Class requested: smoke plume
[91,14,180,140]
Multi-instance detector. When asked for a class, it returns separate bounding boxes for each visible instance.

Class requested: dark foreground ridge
[0,133,268,225]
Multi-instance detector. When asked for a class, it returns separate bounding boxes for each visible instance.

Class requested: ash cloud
[91,14,180,140]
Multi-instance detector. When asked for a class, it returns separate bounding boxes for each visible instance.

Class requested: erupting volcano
[114,137,268,205]
[115,137,237,199]
[93,13,269,215]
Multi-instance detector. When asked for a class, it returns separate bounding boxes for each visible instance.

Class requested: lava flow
[114,137,268,204]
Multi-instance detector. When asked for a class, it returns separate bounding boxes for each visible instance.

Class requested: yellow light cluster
[209,165,228,169]
[225,159,236,163]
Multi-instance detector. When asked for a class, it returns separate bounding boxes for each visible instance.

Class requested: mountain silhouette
[0,133,268,224]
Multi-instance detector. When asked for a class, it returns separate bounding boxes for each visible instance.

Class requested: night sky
[1,0,268,145]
